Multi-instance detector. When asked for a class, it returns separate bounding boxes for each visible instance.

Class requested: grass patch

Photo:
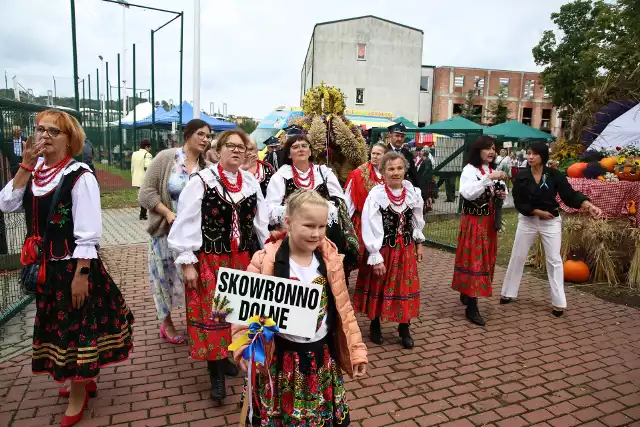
[95,163,132,181]
[100,189,139,209]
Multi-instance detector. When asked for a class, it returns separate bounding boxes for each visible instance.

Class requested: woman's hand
[165,211,177,225]
[373,263,386,277]
[71,271,89,309]
[415,245,424,263]
[488,171,507,181]
[353,363,367,378]
[496,190,507,200]
[21,136,45,169]
[182,264,198,289]
[582,201,602,218]
[533,209,554,220]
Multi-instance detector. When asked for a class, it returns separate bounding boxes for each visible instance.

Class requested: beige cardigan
[139,148,192,237]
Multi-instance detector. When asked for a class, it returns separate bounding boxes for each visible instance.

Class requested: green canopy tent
[484,120,555,147]
[420,116,484,131]
[393,116,419,129]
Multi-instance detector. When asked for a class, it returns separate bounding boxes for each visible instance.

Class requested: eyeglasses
[291,143,310,151]
[223,143,247,153]
[35,126,64,138]
[196,131,213,141]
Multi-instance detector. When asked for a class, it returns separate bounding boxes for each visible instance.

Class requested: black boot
[465,297,486,326]
[207,361,226,403]
[221,358,239,377]
[139,206,148,220]
[370,318,384,345]
[398,323,414,349]
[460,293,469,306]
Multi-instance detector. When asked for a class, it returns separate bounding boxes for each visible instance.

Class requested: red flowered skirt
[187,251,250,361]
[32,258,134,382]
[451,214,497,297]
[351,212,365,266]
[354,242,420,323]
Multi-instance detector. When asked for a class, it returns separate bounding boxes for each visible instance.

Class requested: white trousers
[501,214,567,308]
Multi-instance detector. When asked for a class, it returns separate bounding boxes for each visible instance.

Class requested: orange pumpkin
[628,200,637,215]
[600,157,618,172]
[564,260,590,283]
[614,163,640,181]
[567,162,588,178]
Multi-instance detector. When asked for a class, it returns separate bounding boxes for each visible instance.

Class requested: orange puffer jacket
[231,236,368,377]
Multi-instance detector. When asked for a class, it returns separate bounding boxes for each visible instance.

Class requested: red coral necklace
[33,156,71,187]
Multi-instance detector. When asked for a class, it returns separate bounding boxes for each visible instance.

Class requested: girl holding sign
[354,151,426,349]
[168,129,270,404]
[232,189,368,426]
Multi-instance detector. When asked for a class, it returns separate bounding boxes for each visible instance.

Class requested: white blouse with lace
[0,159,101,259]
[264,164,344,227]
[361,180,425,266]
[344,166,382,218]
[459,164,508,201]
[167,165,270,265]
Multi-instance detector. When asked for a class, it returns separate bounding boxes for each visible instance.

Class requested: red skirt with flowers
[451,214,497,297]
[187,251,250,361]
[351,212,365,266]
[32,258,134,382]
[247,336,350,427]
[354,242,420,323]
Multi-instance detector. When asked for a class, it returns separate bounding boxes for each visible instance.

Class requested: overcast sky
[2,0,567,118]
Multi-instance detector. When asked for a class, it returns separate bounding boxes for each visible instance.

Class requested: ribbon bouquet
[228,315,280,425]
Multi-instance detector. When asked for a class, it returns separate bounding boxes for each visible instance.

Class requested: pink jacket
[231,237,368,377]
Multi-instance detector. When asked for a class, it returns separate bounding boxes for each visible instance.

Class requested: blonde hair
[285,189,328,218]
[35,109,85,156]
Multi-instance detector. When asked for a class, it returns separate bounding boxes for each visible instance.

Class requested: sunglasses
[35,126,64,138]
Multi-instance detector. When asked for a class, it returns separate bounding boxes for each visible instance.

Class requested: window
[475,76,485,96]
[454,76,464,87]
[356,88,364,105]
[453,103,463,115]
[499,77,510,93]
[522,107,533,126]
[541,108,552,129]
[543,86,550,98]
[357,43,366,61]
[420,76,430,92]
[524,80,535,98]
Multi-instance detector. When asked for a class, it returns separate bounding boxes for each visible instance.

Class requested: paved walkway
[1,239,639,426]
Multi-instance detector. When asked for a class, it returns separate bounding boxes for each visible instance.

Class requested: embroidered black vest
[23,167,88,260]
[380,206,413,248]
[283,171,330,201]
[199,183,258,254]
[256,161,275,197]
[461,190,492,216]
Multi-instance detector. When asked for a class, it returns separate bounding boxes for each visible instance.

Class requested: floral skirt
[148,236,185,320]
[351,212,365,267]
[32,258,134,382]
[451,214,497,297]
[354,242,420,323]
[248,336,350,427]
[186,251,250,361]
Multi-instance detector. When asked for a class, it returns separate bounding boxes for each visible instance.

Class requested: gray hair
[380,151,409,173]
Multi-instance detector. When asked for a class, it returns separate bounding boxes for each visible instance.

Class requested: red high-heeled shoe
[60,389,89,426]
[58,380,97,398]
[160,325,185,344]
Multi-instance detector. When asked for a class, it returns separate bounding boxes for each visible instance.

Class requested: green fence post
[96,67,100,160]
[151,29,156,152]
[70,0,80,113]
[106,61,110,165]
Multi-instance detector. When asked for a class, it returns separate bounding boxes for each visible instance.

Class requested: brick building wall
[432,66,560,135]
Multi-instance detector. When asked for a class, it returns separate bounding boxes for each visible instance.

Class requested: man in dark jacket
[386,122,431,208]
[263,136,283,171]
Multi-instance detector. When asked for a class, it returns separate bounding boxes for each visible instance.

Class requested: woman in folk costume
[501,142,601,317]
[452,136,508,327]
[168,129,269,403]
[344,143,386,264]
[232,189,367,426]
[242,138,275,197]
[0,110,134,426]
[265,134,359,271]
[354,151,425,349]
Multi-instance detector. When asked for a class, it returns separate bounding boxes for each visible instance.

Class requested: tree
[532,0,640,118]
[487,88,511,125]
[239,118,258,134]
[160,100,171,111]
[460,90,481,123]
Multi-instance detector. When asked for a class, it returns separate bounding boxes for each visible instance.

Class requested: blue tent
[134,102,236,131]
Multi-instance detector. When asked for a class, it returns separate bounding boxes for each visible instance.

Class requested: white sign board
[215,268,322,339]
[503,141,513,148]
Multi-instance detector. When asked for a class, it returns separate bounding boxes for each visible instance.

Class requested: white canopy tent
[589,102,640,151]
[108,102,153,126]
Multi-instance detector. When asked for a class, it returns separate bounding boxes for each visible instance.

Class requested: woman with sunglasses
[0,110,134,426]
[500,142,601,317]
[139,119,210,345]
[265,134,359,271]
[168,129,269,404]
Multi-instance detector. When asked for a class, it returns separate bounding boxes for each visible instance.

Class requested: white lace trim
[327,202,338,226]
[198,166,259,199]
[368,180,421,211]
[367,252,384,265]
[175,252,198,265]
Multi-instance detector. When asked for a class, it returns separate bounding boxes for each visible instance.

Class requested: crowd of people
[0,109,604,426]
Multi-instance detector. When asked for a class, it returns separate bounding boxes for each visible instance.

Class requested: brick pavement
[1,244,639,426]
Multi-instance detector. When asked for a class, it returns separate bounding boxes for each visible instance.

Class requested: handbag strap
[40,160,77,256]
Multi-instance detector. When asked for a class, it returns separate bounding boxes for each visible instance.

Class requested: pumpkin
[600,156,618,172]
[629,200,637,215]
[564,260,590,283]
[597,176,606,182]
[614,163,640,181]
[567,162,588,178]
